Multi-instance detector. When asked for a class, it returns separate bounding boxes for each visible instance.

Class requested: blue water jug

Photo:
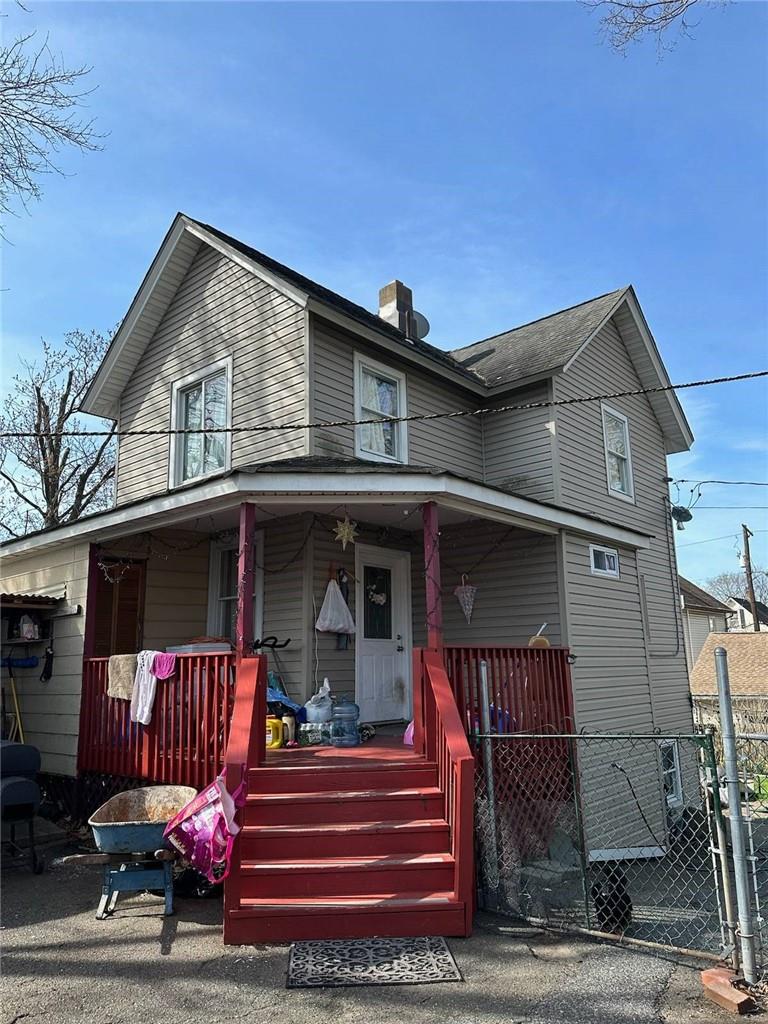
[330,698,360,747]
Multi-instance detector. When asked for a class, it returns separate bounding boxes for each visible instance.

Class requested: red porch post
[422,501,443,651]
[235,502,257,658]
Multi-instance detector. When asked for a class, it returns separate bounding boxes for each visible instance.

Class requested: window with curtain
[173,365,230,486]
[207,534,265,644]
[354,355,407,463]
[601,405,634,499]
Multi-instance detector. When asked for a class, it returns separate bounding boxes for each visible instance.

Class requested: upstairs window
[601,404,634,501]
[354,353,408,463]
[170,359,232,486]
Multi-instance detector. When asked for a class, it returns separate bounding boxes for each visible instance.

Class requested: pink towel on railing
[152,652,177,680]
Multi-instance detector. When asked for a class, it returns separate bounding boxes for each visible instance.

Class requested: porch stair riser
[238,854,455,899]
[249,763,438,794]
[239,819,450,859]
[244,787,444,827]
[224,897,468,944]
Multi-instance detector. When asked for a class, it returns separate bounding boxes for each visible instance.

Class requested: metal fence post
[702,727,740,970]
[479,660,500,901]
[716,646,759,985]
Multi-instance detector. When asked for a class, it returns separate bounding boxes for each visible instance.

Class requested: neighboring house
[690,633,768,735]
[0,213,695,942]
[725,596,768,633]
[679,576,730,671]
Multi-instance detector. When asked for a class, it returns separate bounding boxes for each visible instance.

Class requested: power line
[691,506,768,511]
[673,479,768,487]
[2,368,766,440]
[678,533,740,548]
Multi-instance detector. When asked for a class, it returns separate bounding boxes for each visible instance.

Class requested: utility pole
[742,524,761,632]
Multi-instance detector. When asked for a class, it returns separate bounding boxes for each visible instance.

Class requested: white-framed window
[169,357,233,487]
[659,739,683,808]
[589,544,620,578]
[206,532,264,645]
[353,353,408,464]
[601,403,634,501]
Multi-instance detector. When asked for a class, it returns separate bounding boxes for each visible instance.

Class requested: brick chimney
[378,280,415,338]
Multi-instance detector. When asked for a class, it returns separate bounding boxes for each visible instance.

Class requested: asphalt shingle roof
[449,288,628,387]
[729,597,768,626]
[690,632,768,695]
[679,576,730,613]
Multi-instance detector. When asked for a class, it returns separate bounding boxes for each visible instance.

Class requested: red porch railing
[77,653,237,789]
[414,648,474,934]
[443,645,575,736]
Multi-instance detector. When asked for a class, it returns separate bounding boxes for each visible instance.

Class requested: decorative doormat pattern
[286,935,462,988]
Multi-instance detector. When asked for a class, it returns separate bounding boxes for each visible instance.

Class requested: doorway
[354,544,412,722]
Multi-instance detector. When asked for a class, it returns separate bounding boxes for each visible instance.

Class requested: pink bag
[163,768,246,883]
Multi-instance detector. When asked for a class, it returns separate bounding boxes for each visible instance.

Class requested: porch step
[238,853,455,899]
[244,787,444,826]
[224,893,468,943]
[240,818,451,859]
[251,761,438,794]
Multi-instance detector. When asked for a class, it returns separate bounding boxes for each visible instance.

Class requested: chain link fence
[473,732,729,960]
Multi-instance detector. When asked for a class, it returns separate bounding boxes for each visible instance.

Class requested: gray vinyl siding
[116,244,306,505]
[482,382,556,501]
[261,516,308,703]
[310,318,483,478]
[683,609,727,671]
[308,519,561,710]
[0,543,90,776]
[555,319,693,734]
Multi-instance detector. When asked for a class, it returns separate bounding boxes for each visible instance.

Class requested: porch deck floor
[263,733,425,768]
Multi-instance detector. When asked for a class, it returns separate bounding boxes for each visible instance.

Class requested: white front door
[355,544,412,723]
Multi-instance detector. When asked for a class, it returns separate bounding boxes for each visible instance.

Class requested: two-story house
[0,213,695,942]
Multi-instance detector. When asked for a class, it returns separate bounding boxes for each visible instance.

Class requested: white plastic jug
[304,678,333,723]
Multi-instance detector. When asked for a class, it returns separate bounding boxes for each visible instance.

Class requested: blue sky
[2,1,767,584]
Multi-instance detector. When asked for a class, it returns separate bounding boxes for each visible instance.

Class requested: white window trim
[658,738,684,808]
[168,356,233,488]
[353,352,408,464]
[589,544,620,579]
[601,402,635,503]
[206,530,265,644]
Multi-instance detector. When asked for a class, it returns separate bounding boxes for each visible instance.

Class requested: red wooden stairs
[223,651,474,944]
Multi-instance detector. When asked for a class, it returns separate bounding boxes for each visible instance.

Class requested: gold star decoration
[334,514,359,551]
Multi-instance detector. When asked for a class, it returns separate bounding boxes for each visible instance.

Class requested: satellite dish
[671,505,693,531]
[412,310,430,341]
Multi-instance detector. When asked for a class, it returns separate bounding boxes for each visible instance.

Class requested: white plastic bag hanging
[454,574,477,625]
[315,579,356,634]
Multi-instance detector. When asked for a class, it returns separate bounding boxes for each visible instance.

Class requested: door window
[363,565,392,639]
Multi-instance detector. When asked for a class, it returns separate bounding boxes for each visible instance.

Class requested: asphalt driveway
[0,849,737,1024]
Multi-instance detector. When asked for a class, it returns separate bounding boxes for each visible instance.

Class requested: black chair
[1,739,44,873]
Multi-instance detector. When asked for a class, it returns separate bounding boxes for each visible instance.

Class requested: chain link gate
[732,732,768,975]
[472,731,732,961]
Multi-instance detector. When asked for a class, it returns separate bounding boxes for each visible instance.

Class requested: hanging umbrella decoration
[454,574,477,625]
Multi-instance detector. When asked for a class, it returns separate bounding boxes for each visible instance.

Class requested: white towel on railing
[131,650,160,725]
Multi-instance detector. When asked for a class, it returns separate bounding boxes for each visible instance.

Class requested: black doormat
[287,935,462,988]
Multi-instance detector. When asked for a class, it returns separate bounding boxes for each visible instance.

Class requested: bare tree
[0,329,116,538]
[582,0,726,53]
[0,28,101,219]
[706,568,768,606]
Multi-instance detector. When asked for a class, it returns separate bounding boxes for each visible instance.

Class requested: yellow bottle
[266,716,284,749]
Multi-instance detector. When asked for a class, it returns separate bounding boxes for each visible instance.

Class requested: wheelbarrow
[63,785,196,919]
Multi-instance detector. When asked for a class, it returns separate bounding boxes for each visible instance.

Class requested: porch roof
[1,460,652,558]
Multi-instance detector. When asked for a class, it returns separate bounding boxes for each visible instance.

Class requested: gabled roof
[728,596,768,626]
[679,575,730,614]
[690,632,768,695]
[81,214,693,453]
[450,288,628,385]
